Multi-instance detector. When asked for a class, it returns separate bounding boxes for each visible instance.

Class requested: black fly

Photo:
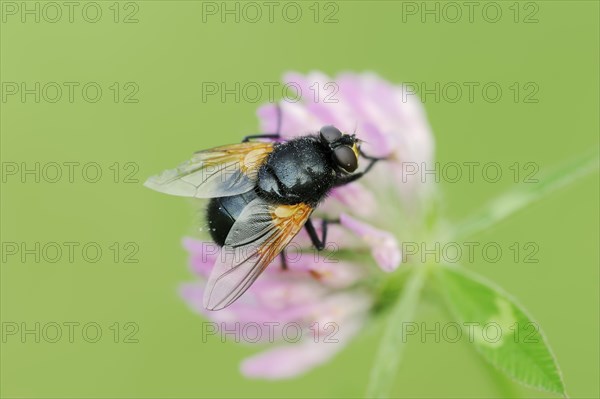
[146,124,385,310]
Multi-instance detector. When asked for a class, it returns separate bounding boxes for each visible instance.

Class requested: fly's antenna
[352,120,358,135]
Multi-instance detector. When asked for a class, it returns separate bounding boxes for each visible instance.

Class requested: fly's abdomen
[206,190,258,246]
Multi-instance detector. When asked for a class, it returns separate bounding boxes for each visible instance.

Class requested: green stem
[365,265,428,398]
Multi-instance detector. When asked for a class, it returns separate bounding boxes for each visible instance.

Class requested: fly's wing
[144,142,274,198]
[203,198,313,310]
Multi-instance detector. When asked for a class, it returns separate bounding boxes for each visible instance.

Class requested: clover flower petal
[339,213,402,272]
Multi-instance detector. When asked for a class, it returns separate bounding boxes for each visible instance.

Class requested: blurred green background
[1,1,598,398]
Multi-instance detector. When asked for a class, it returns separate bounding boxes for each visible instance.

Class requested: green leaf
[437,266,566,396]
[365,266,427,398]
[451,151,598,240]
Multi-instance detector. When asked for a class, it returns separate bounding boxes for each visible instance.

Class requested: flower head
[181,237,371,379]
[181,71,435,379]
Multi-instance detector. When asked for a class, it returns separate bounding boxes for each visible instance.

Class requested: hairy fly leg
[280,251,288,271]
[242,133,281,142]
[242,103,283,142]
[304,218,340,251]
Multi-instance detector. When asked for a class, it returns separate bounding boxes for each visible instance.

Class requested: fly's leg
[283,216,337,270]
[280,251,288,271]
[242,103,282,142]
[304,218,340,251]
[242,134,280,142]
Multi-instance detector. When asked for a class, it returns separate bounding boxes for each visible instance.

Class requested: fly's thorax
[256,137,337,205]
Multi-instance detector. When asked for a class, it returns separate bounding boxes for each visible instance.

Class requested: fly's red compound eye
[319,125,342,144]
[333,145,358,172]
